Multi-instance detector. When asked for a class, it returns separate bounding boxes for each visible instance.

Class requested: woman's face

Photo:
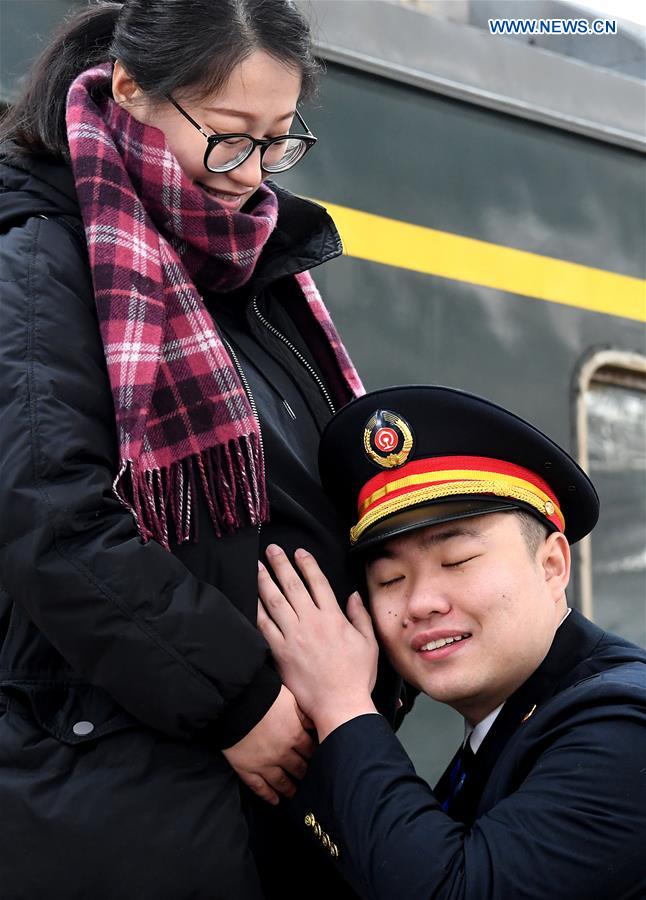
[112,50,303,211]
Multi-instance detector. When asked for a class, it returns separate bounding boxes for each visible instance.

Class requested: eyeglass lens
[206,136,308,173]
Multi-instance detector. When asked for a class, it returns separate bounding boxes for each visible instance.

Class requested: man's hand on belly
[222,684,315,805]
[257,545,379,743]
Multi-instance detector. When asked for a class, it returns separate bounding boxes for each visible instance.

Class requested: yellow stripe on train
[316,201,646,324]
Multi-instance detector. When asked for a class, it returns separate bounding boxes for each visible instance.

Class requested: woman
[0,2,398,897]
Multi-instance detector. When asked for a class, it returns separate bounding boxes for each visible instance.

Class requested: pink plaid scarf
[66,64,363,548]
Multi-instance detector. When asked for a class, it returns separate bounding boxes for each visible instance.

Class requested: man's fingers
[264,766,297,798]
[258,560,299,633]
[293,548,340,611]
[242,773,280,806]
[257,599,285,644]
[264,545,317,617]
[282,749,310,780]
[347,591,376,642]
[292,728,316,760]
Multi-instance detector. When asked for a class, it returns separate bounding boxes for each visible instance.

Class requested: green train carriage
[2,0,644,781]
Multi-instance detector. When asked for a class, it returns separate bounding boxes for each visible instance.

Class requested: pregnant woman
[0,2,395,897]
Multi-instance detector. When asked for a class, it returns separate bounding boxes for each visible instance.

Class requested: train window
[577,353,646,647]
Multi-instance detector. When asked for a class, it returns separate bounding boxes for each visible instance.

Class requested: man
[257,385,646,899]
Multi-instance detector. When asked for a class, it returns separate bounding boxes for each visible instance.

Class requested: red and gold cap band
[350,455,565,545]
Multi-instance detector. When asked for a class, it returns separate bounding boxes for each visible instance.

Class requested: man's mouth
[418,633,472,653]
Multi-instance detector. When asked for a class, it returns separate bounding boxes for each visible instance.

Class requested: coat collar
[479,609,604,753]
[434,610,605,820]
[249,181,342,291]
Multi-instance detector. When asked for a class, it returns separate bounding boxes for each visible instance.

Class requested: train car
[284,0,646,777]
[2,0,644,781]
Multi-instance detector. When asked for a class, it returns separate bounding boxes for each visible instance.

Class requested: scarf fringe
[112,434,268,549]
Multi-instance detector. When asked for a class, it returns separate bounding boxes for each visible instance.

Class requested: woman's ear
[112,60,143,106]
[540,531,571,601]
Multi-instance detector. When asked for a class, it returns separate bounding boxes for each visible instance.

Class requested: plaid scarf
[66,64,363,548]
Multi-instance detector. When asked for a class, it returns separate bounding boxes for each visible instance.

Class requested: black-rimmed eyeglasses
[166,95,317,174]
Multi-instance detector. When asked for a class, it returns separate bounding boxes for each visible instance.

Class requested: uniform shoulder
[582,627,646,681]
[563,657,646,714]
[589,657,646,690]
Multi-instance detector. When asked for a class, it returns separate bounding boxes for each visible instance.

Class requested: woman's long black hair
[0,0,320,159]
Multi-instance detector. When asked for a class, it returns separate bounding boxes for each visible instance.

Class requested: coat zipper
[223,331,295,421]
[251,297,336,416]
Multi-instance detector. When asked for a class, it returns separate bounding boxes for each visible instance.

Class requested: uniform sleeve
[292,673,646,900]
[0,217,280,745]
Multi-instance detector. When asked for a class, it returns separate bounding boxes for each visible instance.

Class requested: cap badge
[364,410,414,469]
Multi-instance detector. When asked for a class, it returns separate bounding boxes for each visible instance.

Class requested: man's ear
[539,531,571,600]
[112,60,144,106]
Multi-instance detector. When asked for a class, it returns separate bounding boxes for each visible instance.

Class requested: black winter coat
[0,151,386,899]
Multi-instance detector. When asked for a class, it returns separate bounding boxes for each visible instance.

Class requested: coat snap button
[72,721,95,736]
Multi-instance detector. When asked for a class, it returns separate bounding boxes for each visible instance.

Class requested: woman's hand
[257,544,379,742]
[222,684,315,806]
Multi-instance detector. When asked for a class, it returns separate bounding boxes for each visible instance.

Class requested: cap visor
[351,498,519,553]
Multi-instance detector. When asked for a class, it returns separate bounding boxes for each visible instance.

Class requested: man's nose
[404,577,452,621]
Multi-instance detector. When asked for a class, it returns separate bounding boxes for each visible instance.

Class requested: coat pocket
[0,680,138,745]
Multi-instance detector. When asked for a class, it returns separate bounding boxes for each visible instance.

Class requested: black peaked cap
[318,385,599,551]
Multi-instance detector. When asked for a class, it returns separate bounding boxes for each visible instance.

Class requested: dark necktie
[436,740,476,817]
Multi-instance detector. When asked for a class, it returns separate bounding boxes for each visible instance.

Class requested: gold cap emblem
[363,410,414,469]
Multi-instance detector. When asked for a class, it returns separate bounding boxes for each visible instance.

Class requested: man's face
[364,512,569,724]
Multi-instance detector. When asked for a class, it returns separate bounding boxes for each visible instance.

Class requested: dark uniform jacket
[0,150,396,899]
[292,610,646,899]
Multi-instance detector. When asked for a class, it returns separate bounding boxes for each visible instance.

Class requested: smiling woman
[110,50,308,211]
[0,2,367,899]
[163,94,317,183]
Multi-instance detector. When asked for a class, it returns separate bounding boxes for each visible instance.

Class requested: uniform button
[304,813,315,828]
[330,843,339,858]
[72,721,94,736]
[321,833,330,848]
[544,500,555,515]
[313,823,322,838]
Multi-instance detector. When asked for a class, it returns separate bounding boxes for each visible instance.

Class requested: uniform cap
[318,386,599,552]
